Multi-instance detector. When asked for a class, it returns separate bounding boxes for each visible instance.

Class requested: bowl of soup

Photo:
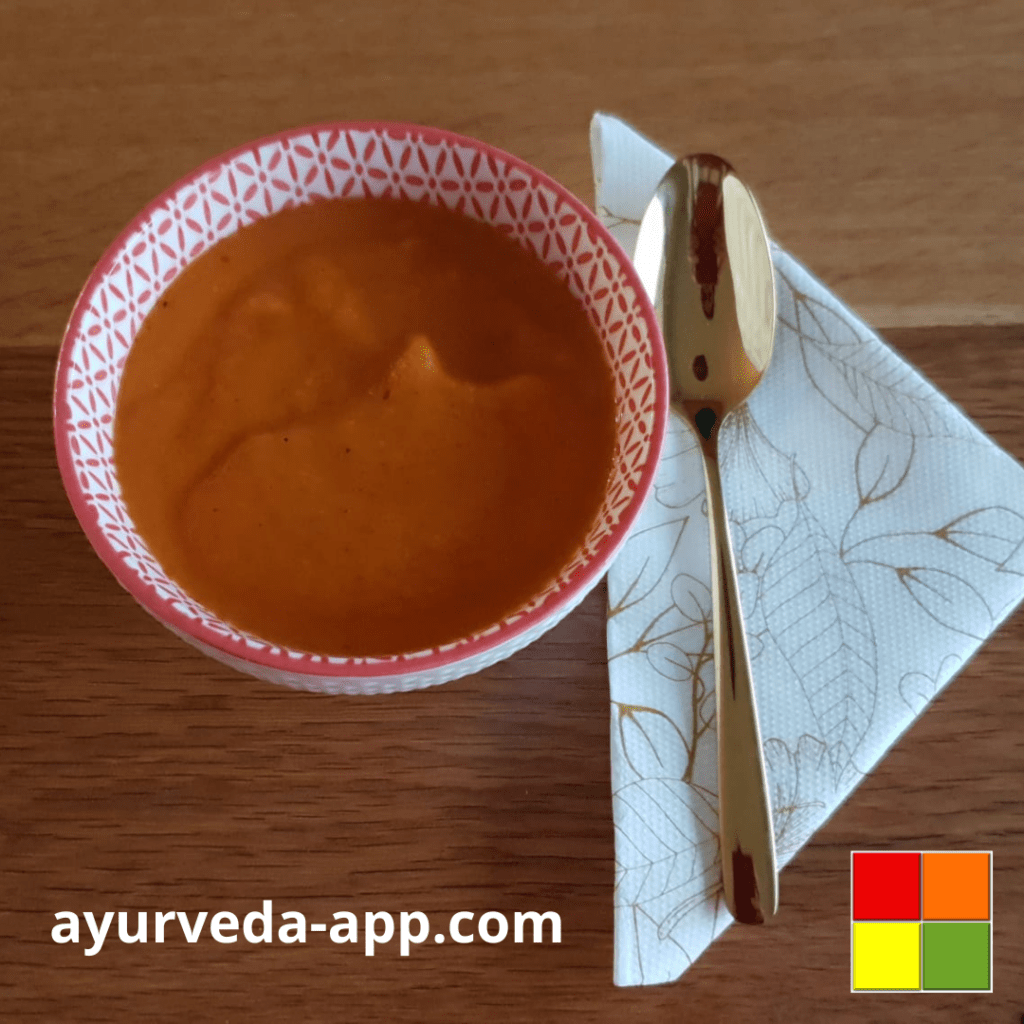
[54,122,668,694]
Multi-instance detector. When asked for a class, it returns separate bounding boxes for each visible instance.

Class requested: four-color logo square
[852,851,921,920]
[851,851,992,993]
[922,922,991,991]
[922,852,989,920]
[852,922,920,990]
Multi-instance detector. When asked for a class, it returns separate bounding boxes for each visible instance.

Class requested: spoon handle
[701,444,778,924]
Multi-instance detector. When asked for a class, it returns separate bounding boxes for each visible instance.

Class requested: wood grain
[2,0,1023,1019]
[4,327,1023,1020]
[1,0,1022,349]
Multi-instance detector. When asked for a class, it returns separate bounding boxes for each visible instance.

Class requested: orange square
[922,852,990,920]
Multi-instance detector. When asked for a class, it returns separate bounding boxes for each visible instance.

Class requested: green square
[922,922,990,990]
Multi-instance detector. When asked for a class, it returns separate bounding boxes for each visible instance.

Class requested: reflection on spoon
[635,154,779,925]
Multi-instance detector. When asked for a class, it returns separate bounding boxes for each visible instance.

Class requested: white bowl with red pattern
[54,122,668,695]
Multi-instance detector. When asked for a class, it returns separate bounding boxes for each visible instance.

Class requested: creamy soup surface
[114,197,617,656]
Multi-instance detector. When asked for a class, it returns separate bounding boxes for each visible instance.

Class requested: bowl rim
[53,120,669,678]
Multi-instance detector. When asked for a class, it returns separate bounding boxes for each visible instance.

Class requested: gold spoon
[634,155,779,924]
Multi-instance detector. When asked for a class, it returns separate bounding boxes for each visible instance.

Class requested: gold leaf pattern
[776,263,979,441]
[594,112,1024,987]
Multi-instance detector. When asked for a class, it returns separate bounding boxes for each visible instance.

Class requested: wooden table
[3,1,1022,1020]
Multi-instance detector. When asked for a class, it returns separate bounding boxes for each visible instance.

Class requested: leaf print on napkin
[758,504,877,786]
[898,654,963,715]
[667,574,716,782]
[608,513,691,621]
[612,702,723,977]
[653,421,708,510]
[775,264,976,441]
[721,406,809,524]
[614,574,715,783]
[844,507,1024,638]
[938,507,1024,571]
[594,113,1024,991]
[723,407,878,788]
[609,422,707,623]
[616,703,692,782]
[763,735,831,857]
[845,536,993,639]
[855,423,915,505]
[613,772,719,909]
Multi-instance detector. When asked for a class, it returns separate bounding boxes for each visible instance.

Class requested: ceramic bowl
[54,122,668,694]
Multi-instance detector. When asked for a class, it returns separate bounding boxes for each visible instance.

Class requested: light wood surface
[3,1,1022,1020]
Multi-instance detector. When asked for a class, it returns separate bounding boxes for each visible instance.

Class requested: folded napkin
[592,113,1024,986]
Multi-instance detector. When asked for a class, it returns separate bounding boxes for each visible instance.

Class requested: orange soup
[114,197,617,656]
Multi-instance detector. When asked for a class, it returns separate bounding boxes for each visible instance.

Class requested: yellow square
[852,922,921,991]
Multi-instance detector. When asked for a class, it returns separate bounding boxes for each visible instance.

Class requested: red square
[853,851,921,920]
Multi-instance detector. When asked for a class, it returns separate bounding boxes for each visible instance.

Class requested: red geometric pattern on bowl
[54,122,668,694]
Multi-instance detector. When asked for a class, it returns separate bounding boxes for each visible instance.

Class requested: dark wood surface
[5,331,1023,1022]
[3,1,1023,1020]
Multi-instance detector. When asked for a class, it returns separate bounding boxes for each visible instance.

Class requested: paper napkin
[592,112,1024,986]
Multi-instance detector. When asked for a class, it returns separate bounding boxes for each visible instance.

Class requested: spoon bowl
[635,154,779,924]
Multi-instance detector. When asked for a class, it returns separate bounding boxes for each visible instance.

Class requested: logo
[851,851,992,992]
